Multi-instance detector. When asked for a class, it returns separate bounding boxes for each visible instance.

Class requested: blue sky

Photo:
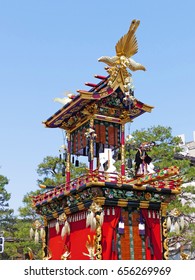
[0,0,195,214]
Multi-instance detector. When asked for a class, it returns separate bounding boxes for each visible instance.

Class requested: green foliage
[36,156,87,186]
[18,190,43,220]
[0,175,13,219]
[0,174,17,259]
[0,173,43,259]
[126,125,195,180]
[130,125,181,167]
[2,219,42,260]
[37,156,65,186]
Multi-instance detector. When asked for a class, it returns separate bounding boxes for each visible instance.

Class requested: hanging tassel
[34,229,39,244]
[174,221,180,235]
[138,223,145,236]
[61,221,70,238]
[86,211,95,228]
[90,217,96,231]
[166,216,171,230]
[61,224,66,239]
[99,212,104,226]
[40,227,45,239]
[64,221,70,235]
[86,214,90,228]
[56,219,60,234]
[30,228,34,239]
[170,223,175,232]
[139,210,145,236]
[118,220,125,234]
[62,164,65,176]
[86,211,91,227]
[179,216,185,230]
[127,158,132,168]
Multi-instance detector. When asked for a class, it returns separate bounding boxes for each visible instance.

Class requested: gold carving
[98,19,146,92]
[161,203,168,217]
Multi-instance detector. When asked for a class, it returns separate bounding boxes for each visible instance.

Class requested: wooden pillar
[66,132,71,190]
[121,124,125,176]
[89,118,94,173]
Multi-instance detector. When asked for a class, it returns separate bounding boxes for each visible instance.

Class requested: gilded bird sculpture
[98,19,146,72]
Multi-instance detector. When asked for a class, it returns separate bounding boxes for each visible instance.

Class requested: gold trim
[94,114,122,124]
[117,199,128,207]
[93,197,106,206]
[161,203,168,217]
[77,202,85,211]
[140,201,149,208]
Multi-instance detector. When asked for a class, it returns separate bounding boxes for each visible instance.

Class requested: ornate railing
[32,166,181,207]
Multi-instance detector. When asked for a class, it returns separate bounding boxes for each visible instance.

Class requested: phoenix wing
[115,19,140,58]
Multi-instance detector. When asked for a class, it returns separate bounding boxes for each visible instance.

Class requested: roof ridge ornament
[98,19,146,100]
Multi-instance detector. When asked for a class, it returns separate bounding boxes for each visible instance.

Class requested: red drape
[102,207,121,260]
[48,207,121,260]
[142,209,163,260]
[49,218,92,260]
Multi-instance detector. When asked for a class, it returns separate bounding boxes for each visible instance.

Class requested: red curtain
[48,207,121,260]
[102,207,121,260]
[49,215,92,260]
[142,209,163,260]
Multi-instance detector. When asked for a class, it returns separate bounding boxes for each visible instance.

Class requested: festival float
[32,19,181,260]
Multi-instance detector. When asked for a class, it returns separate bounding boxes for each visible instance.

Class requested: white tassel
[167,216,171,230]
[40,227,45,239]
[30,228,34,239]
[64,221,70,235]
[170,223,175,232]
[175,221,180,235]
[35,229,39,243]
[86,211,95,228]
[61,224,66,239]
[56,220,60,234]
[86,212,91,227]
[179,216,185,230]
[100,212,104,226]
[61,221,70,238]
[90,217,96,231]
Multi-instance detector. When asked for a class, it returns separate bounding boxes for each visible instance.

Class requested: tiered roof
[43,74,153,131]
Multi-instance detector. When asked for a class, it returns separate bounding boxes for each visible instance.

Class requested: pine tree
[0,173,16,260]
